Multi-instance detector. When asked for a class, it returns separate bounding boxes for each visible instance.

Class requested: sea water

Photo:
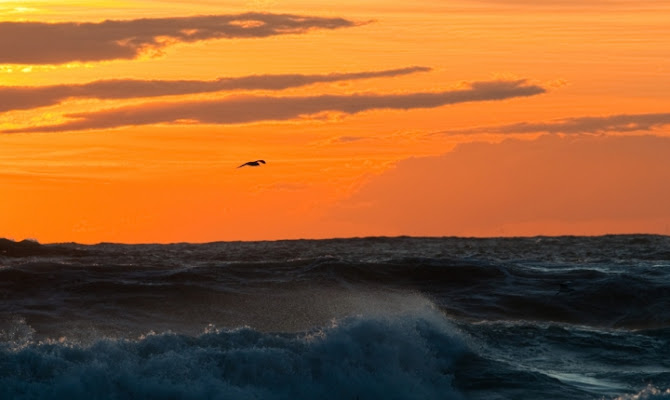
[1,235,669,399]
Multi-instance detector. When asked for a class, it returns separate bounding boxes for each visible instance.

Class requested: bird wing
[237,162,250,168]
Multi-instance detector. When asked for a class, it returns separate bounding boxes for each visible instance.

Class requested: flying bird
[237,159,266,168]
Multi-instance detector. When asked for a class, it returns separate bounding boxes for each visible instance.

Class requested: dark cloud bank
[0,66,430,113]
[445,113,670,135]
[0,13,359,65]
[3,79,545,133]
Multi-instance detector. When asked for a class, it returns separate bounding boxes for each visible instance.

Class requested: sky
[1,0,669,243]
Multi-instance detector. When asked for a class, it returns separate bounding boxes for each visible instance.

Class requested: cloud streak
[2,79,546,133]
[0,13,359,65]
[470,0,665,9]
[0,66,431,113]
[444,113,670,135]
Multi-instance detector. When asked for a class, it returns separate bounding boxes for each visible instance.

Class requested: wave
[2,259,668,331]
[0,238,83,258]
[461,319,670,397]
[2,236,669,399]
[613,386,670,400]
[2,234,669,260]
[0,308,467,400]
[3,297,668,399]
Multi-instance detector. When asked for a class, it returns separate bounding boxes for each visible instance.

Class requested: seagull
[237,159,266,168]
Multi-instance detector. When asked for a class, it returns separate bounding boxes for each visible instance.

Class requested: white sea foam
[0,305,468,400]
[614,385,670,400]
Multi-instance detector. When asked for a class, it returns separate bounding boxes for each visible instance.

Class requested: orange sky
[1,0,670,243]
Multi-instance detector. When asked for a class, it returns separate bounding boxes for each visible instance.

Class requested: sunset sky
[1,0,669,243]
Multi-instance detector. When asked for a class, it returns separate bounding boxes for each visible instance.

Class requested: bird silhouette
[237,159,266,168]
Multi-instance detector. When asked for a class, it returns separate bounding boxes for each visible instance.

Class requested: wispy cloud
[469,0,664,9]
[0,13,360,65]
[333,136,367,143]
[0,67,430,113]
[2,79,546,133]
[443,113,670,135]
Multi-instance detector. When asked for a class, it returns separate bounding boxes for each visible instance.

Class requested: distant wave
[2,236,669,330]
[0,238,83,257]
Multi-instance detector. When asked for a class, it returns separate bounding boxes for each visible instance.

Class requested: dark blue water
[1,235,669,399]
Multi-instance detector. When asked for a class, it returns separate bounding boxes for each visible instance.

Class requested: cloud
[443,113,670,135]
[0,66,431,113]
[3,79,546,133]
[0,13,359,65]
[333,136,367,143]
[468,0,661,8]
[331,134,670,237]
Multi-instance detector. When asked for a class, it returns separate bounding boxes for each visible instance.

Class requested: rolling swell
[2,236,670,332]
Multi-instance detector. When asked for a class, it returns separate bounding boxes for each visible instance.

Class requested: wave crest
[615,386,670,400]
[0,310,467,400]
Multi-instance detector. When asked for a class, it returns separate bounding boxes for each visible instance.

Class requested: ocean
[1,235,669,399]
